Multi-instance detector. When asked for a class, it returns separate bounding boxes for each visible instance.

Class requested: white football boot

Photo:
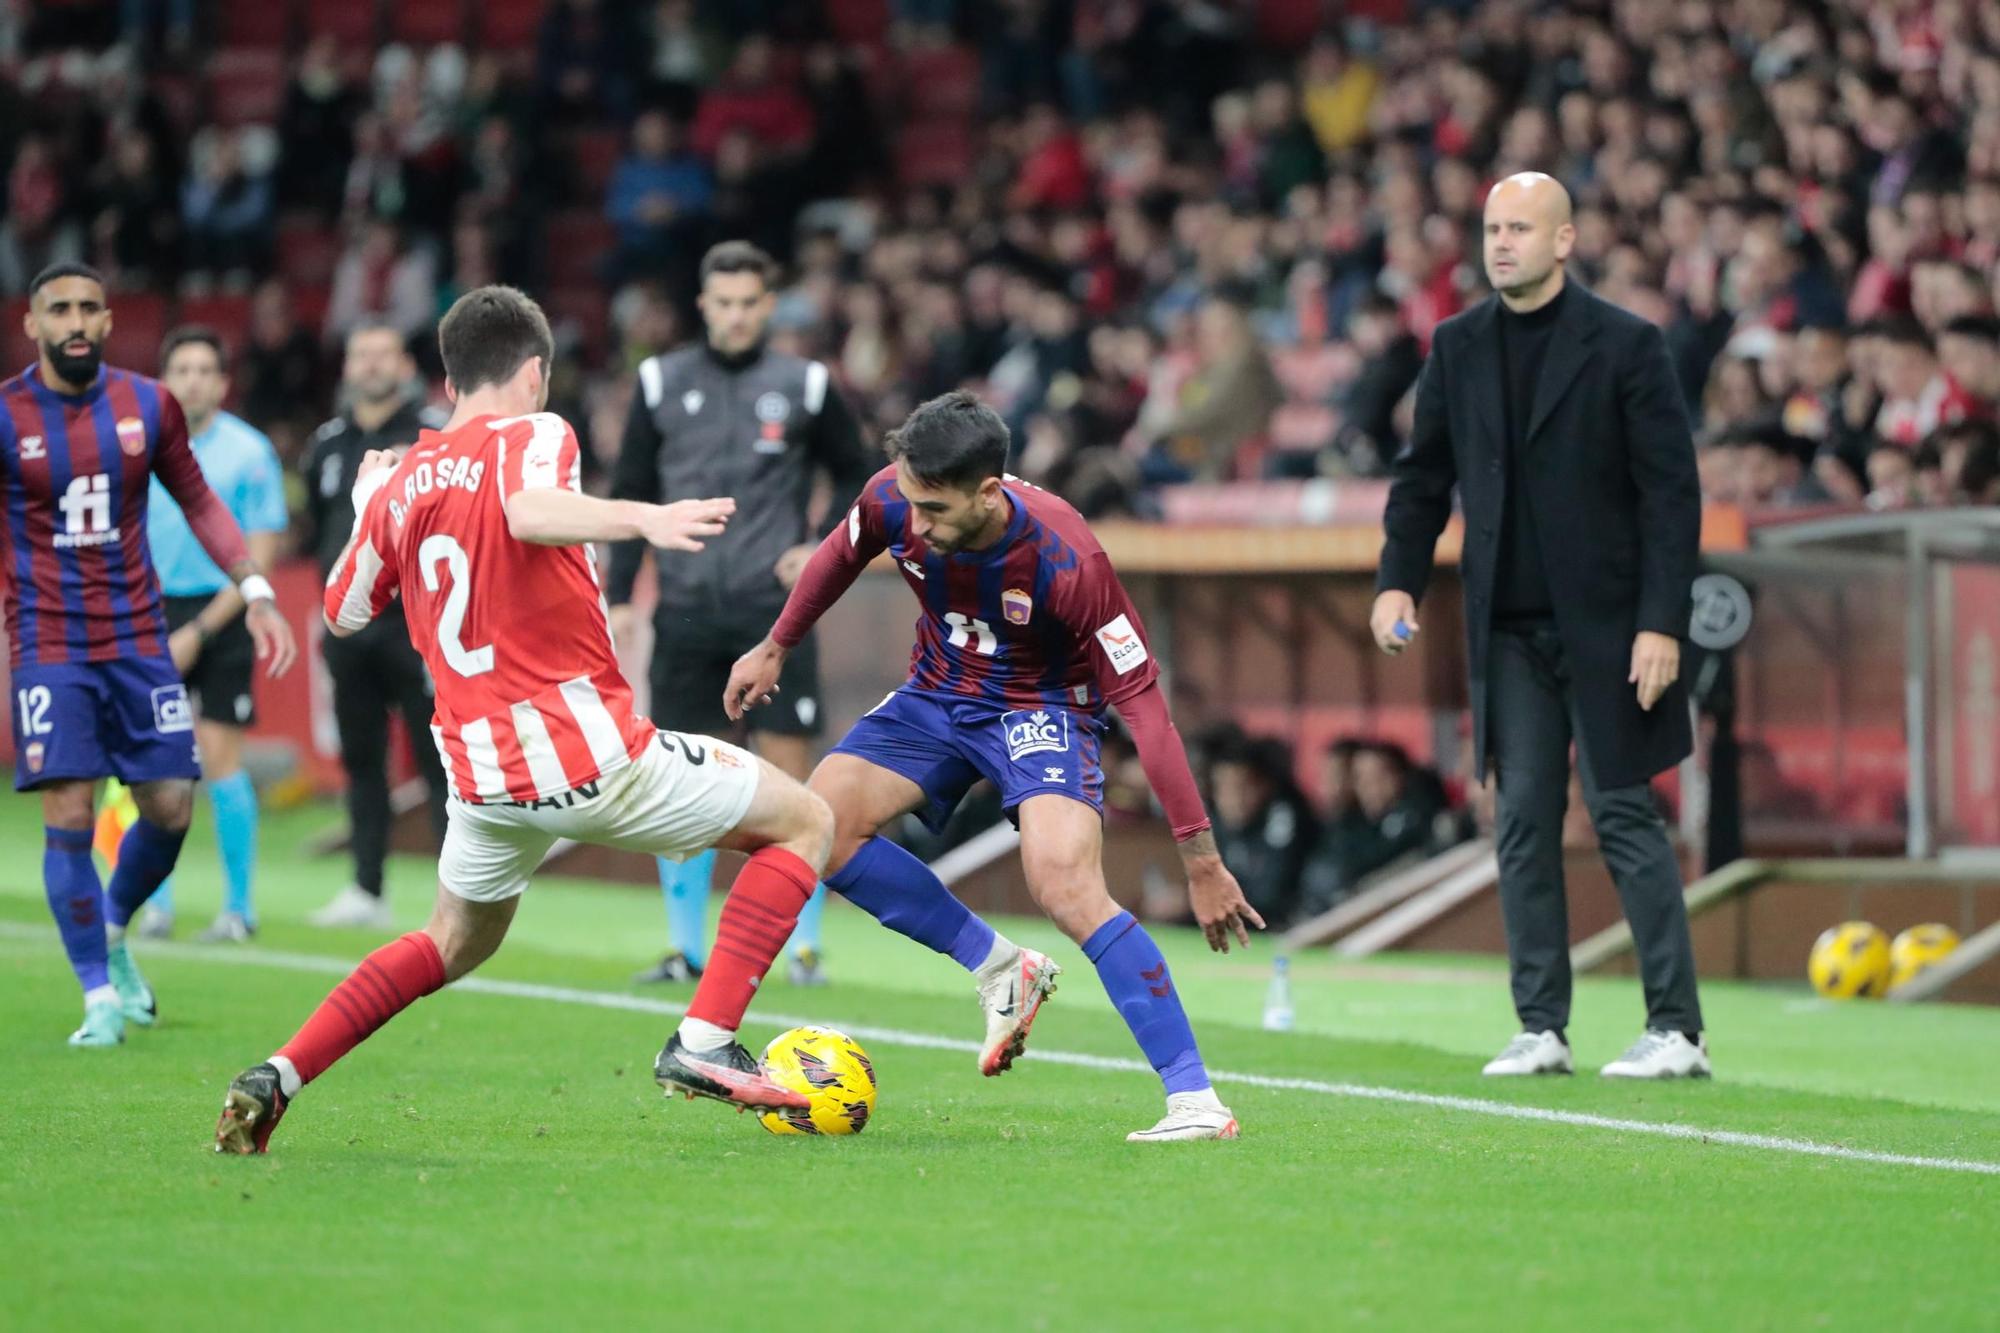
[1600,1029,1711,1079]
[1127,1090,1240,1143]
[307,884,394,930]
[1481,1030,1574,1076]
[975,947,1061,1076]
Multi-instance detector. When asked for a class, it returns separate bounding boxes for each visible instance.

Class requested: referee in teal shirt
[139,326,289,942]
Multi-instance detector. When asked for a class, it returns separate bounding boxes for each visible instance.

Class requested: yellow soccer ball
[757,1026,877,1137]
[1808,922,1891,999]
[1888,924,1960,991]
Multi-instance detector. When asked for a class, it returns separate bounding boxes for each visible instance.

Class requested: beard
[45,338,103,387]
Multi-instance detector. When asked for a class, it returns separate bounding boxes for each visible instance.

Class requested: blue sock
[1083,911,1209,1095]
[209,770,257,921]
[45,827,109,992]
[659,850,714,968]
[787,883,827,956]
[106,818,188,929]
[827,836,995,972]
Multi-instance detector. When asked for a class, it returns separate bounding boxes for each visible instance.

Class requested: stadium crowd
[7,0,2000,523]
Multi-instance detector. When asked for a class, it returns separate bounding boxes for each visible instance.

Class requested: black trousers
[323,612,449,898]
[1488,625,1704,1035]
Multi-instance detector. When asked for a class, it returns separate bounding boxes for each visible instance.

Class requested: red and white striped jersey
[323,412,653,803]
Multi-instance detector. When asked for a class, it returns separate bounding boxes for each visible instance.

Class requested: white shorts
[439,730,761,903]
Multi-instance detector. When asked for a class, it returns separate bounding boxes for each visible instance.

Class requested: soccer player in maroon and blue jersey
[4,264,297,1046]
[726,391,1261,1141]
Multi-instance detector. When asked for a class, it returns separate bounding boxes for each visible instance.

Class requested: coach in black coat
[1371,173,1710,1080]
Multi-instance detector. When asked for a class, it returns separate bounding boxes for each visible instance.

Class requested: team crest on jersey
[19,434,44,460]
[755,392,790,424]
[1001,588,1033,625]
[682,389,704,415]
[115,416,146,456]
[1003,708,1069,762]
[25,741,44,773]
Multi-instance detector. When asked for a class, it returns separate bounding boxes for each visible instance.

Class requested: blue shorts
[832,686,1104,833]
[10,655,203,791]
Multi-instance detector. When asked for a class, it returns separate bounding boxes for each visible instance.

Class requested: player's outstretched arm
[1115,682,1266,953]
[725,514,884,720]
[503,490,734,549]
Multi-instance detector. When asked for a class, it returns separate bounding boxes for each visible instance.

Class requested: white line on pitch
[3,922,1997,1178]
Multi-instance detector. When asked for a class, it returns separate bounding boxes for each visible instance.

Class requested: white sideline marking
[4,923,1998,1177]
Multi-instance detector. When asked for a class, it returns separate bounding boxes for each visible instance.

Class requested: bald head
[1483,171,1576,308]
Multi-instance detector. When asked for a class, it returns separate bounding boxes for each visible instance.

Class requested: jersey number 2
[420,535,496,677]
[944,612,997,655]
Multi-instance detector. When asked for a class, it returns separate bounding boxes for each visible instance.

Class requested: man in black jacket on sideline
[1371,173,1709,1081]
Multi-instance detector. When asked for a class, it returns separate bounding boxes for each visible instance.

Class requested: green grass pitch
[1,798,1996,1331]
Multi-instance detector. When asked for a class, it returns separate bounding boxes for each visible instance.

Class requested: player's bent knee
[40,781,95,831]
[132,779,195,832]
[783,788,836,876]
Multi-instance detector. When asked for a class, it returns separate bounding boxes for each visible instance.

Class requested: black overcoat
[1377,283,1702,790]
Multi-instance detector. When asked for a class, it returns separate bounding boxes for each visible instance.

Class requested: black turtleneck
[703,338,763,372]
[1493,281,1569,624]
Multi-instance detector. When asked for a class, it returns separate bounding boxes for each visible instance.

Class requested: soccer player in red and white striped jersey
[216,287,835,1154]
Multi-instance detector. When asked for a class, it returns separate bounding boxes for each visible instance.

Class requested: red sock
[686,847,816,1031]
[276,931,446,1086]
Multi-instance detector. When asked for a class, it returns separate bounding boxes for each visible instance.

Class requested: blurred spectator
[1009,103,1093,212]
[1209,737,1314,928]
[1327,292,1423,476]
[1938,315,2000,416]
[1300,34,1379,156]
[89,128,177,287]
[325,220,437,346]
[1298,741,1447,918]
[1140,289,1281,483]
[1873,319,1973,446]
[538,0,636,124]
[180,128,275,288]
[1,133,81,294]
[278,36,358,217]
[607,110,711,285]
[240,281,324,462]
[690,33,813,160]
[642,0,722,120]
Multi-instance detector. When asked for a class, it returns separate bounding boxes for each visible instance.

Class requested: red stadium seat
[566,128,622,198]
[476,0,545,52]
[302,0,380,49]
[207,48,288,126]
[390,0,467,46]
[825,0,889,45]
[219,0,292,49]
[1256,0,1326,51]
[901,45,980,118]
[290,282,333,338]
[1270,403,1336,452]
[276,219,342,286]
[176,295,254,355]
[543,212,614,288]
[104,293,171,375]
[895,122,975,187]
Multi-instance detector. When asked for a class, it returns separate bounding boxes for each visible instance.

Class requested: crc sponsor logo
[1003,708,1069,762]
[151,684,193,735]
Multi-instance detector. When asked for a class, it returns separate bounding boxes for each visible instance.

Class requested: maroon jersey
[775,465,1160,713]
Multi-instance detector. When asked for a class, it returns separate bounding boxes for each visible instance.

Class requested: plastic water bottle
[1262,954,1296,1032]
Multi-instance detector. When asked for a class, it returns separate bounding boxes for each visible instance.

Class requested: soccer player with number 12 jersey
[217,286,834,1154]
[3,263,297,1048]
[725,391,1263,1142]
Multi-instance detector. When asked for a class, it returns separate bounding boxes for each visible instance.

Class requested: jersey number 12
[420,535,496,677]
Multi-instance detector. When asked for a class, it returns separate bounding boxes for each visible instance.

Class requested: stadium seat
[476,0,545,52]
[543,212,615,288]
[218,0,292,49]
[826,0,890,45]
[302,0,381,49]
[104,293,170,374]
[276,219,342,286]
[289,282,333,338]
[900,45,980,118]
[895,122,975,188]
[1270,403,1337,452]
[389,0,467,47]
[176,295,254,354]
[1271,343,1354,403]
[1256,0,1326,51]
[566,129,623,198]
[206,48,288,127]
